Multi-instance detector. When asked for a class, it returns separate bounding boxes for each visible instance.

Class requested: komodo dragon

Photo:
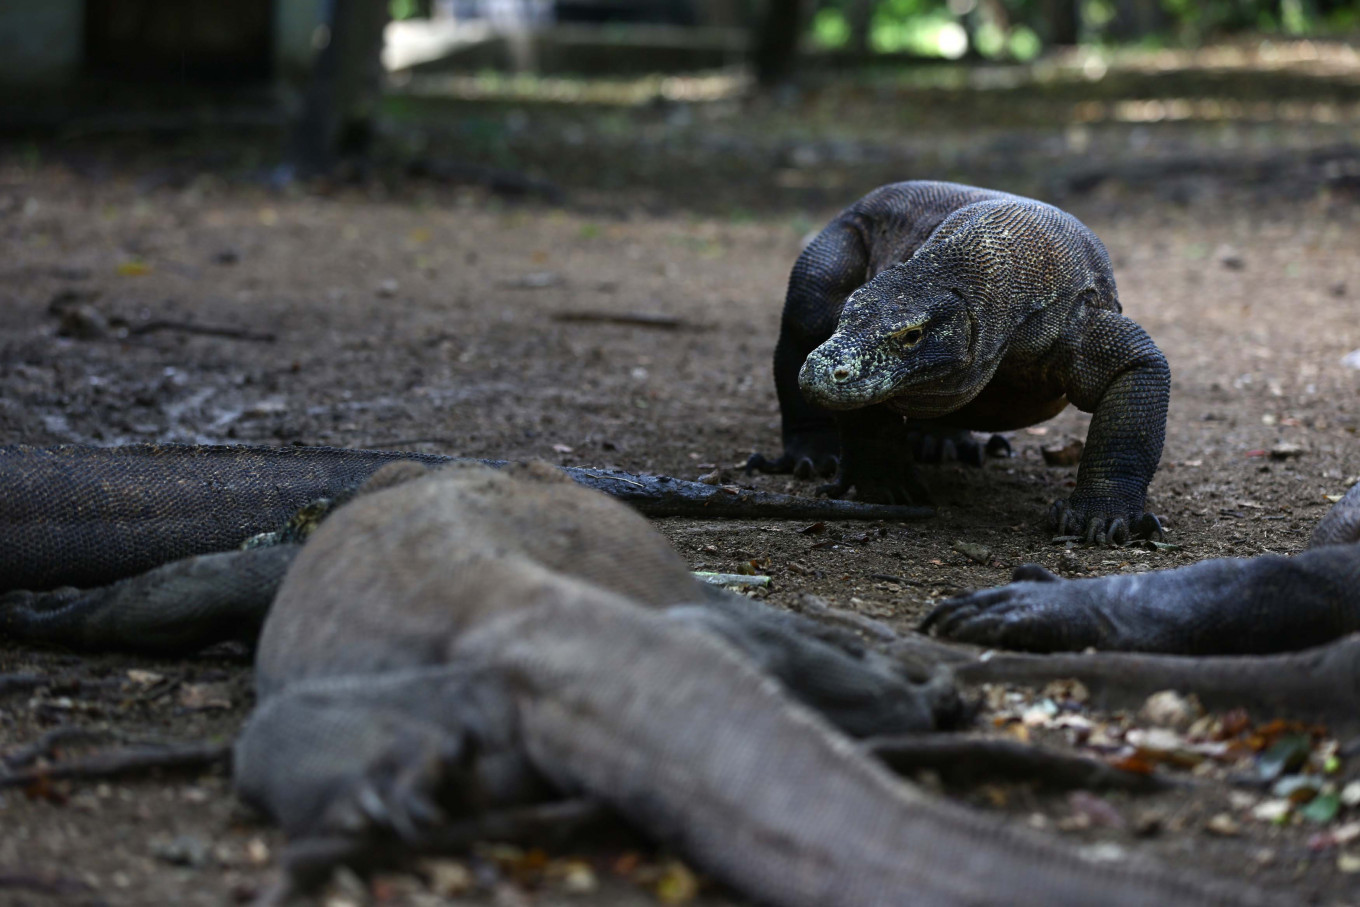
[914,482,1360,733]
[0,449,1281,906]
[0,442,930,594]
[748,181,1169,545]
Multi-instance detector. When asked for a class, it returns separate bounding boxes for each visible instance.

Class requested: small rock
[1138,690,1202,731]
[56,305,109,340]
[507,271,561,289]
[557,860,598,894]
[151,834,211,868]
[1216,245,1245,270]
[1341,780,1360,808]
[1040,439,1084,466]
[213,248,240,265]
[1268,442,1304,461]
[421,859,473,897]
[376,278,400,298]
[1342,349,1360,371]
[951,540,991,564]
[179,682,232,710]
[126,669,165,686]
[696,470,723,485]
[1205,813,1241,836]
[1338,851,1360,874]
[1133,809,1164,837]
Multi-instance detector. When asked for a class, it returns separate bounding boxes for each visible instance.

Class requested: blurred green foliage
[809,0,1360,60]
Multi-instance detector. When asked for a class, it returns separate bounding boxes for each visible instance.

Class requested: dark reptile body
[0,443,932,593]
[927,481,1360,657]
[762,180,1170,542]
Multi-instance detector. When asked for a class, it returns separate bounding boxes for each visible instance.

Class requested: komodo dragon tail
[0,443,932,592]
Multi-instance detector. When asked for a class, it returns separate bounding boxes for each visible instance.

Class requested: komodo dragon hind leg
[0,545,297,654]
[668,590,964,735]
[235,665,562,856]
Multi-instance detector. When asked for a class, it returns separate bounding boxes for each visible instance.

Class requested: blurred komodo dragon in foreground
[0,445,1293,906]
[749,181,1170,545]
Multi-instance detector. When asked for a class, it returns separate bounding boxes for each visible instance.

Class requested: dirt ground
[2,56,1360,905]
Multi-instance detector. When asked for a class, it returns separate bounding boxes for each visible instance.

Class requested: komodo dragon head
[798,198,1117,419]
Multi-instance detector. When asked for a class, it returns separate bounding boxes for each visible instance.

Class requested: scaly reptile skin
[750,181,1169,544]
[0,443,931,593]
[924,482,1360,655]
[0,453,1281,905]
[233,461,1274,907]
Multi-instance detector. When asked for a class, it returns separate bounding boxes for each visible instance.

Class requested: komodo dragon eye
[894,326,925,349]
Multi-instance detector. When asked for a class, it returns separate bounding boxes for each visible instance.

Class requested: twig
[4,726,116,768]
[0,741,230,789]
[0,872,97,897]
[0,674,46,697]
[869,573,926,587]
[863,733,1170,792]
[127,320,276,342]
[551,311,689,330]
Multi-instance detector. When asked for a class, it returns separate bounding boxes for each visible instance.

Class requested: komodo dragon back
[238,462,1285,907]
[255,461,702,692]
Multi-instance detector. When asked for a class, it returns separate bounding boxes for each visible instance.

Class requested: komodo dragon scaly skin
[234,462,1275,906]
[749,181,1169,544]
[925,482,1360,655]
[1,453,1284,905]
[0,443,931,593]
[917,483,1360,733]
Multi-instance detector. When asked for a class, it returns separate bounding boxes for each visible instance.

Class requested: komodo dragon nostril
[832,367,850,381]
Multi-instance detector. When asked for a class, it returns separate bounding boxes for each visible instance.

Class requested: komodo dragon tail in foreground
[749,181,1169,545]
[0,442,930,593]
[193,463,1288,905]
[2,454,1285,905]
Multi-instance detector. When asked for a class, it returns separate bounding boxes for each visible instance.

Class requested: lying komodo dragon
[916,481,1360,734]
[748,180,1169,545]
[0,447,1281,906]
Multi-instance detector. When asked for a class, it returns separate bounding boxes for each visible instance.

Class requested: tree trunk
[1041,0,1080,46]
[752,0,803,87]
[290,0,391,177]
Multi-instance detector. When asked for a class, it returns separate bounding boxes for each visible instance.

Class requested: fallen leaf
[1040,439,1084,467]
[655,860,698,904]
[115,260,152,276]
[1256,734,1312,780]
[1301,792,1341,824]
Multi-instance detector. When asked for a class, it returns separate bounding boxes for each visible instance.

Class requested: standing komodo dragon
[0,449,1281,906]
[749,181,1169,545]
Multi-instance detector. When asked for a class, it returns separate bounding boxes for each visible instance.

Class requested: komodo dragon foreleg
[925,482,1360,654]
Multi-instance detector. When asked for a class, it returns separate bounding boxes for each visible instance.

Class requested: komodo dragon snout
[798,269,975,416]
